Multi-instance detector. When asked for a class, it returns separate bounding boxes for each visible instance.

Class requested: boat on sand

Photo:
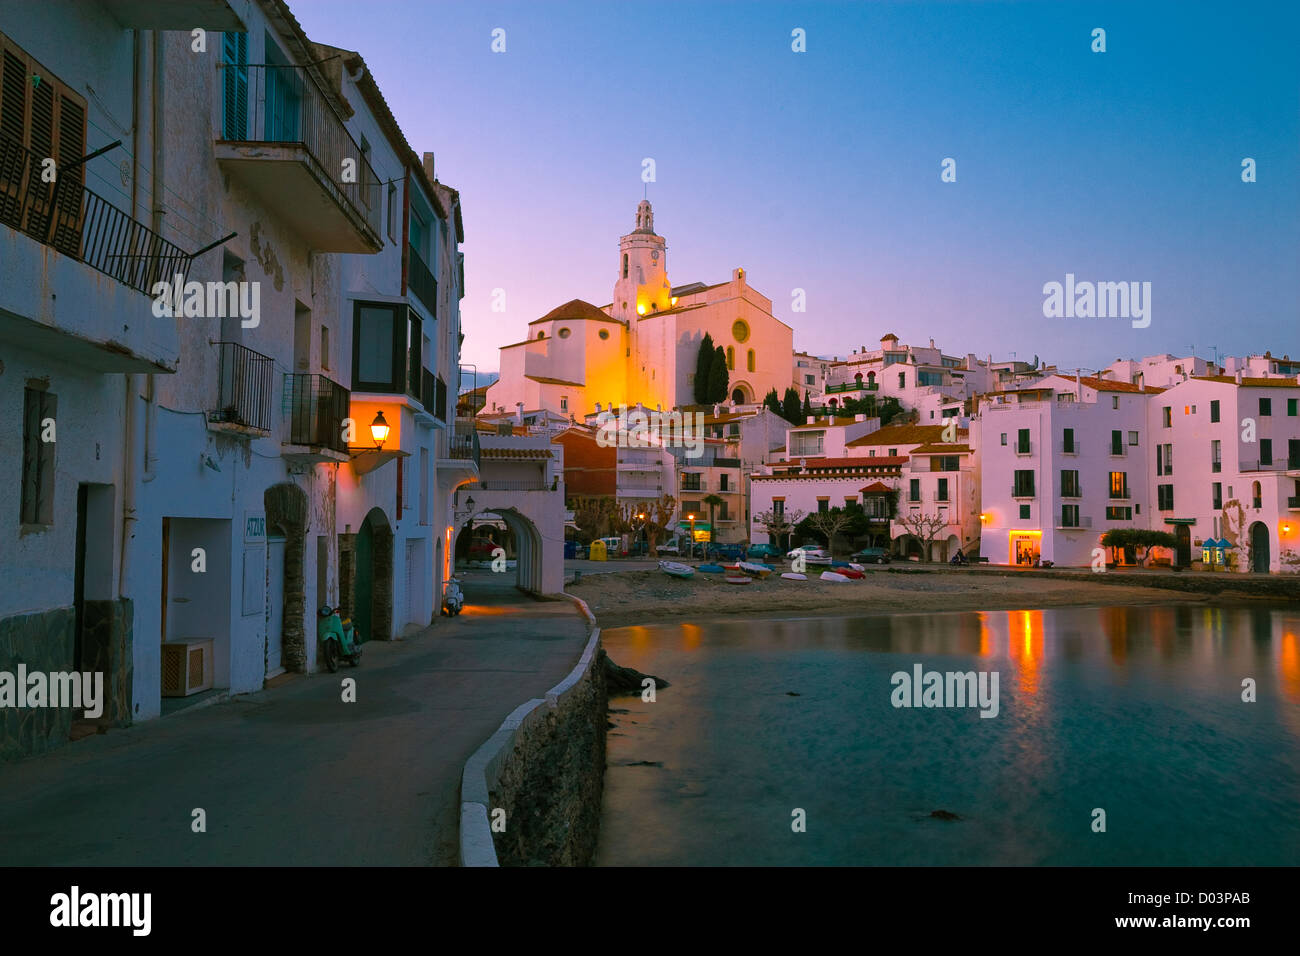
[659,561,694,579]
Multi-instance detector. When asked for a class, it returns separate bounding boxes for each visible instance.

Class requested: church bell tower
[612,200,671,323]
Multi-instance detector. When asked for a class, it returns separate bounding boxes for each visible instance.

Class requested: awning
[678,520,712,530]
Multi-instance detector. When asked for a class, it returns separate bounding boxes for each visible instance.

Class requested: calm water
[596,605,1300,866]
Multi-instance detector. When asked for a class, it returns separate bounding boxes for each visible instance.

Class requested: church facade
[484,201,794,419]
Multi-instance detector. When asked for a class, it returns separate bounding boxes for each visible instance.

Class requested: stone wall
[460,598,605,867]
[1,607,75,762]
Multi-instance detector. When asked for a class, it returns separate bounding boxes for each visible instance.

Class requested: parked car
[746,543,784,561]
[787,544,832,565]
[597,536,625,557]
[468,537,499,560]
[656,539,681,556]
[706,543,745,561]
[851,546,891,565]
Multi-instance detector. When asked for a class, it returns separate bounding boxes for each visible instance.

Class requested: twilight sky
[291,0,1299,376]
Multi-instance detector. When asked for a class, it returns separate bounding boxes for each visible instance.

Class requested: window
[558,327,571,339]
[1162,407,1172,427]
[818,498,830,513]
[1259,397,1272,417]
[1156,443,1173,476]
[1109,471,1129,499]
[1106,506,1132,521]
[1061,504,1080,528]
[898,372,906,389]
[681,473,701,491]
[805,374,814,385]
[1289,398,1298,417]
[888,448,898,457]
[599,329,609,340]
[747,349,755,373]
[1211,482,1222,511]
[1211,439,1221,473]
[909,479,921,502]
[320,326,330,370]
[1290,439,1300,469]
[1260,438,1273,466]
[1063,428,1075,453]
[537,331,545,339]
[1157,484,1174,511]
[1128,431,1139,446]
[1112,396,1119,409]
[622,254,628,279]
[21,387,56,526]
[1252,481,1262,509]
[1000,433,1007,446]
[1013,470,1035,497]
[720,473,730,491]
[1210,399,1220,423]
[930,455,959,472]
[1017,429,1031,454]
[772,499,785,517]
[1019,504,1031,520]
[222,32,249,139]
[1110,430,1124,455]
[387,183,397,243]
[353,301,419,396]
[1061,470,1080,497]
[936,478,949,502]
[726,346,734,370]
[732,320,750,343]
[560,396,568,412]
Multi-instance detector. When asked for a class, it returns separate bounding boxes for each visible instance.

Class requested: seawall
[459,594,605,866]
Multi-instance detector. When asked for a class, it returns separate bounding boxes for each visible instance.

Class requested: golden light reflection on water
[1282,630,1300,703]
[679,622,702,650]
[978,611,992,657]
[1005,609,1044,697]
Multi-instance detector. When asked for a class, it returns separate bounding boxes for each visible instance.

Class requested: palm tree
[702,494,725,550]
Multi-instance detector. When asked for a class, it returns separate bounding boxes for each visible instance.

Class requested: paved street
[0,579,588,866]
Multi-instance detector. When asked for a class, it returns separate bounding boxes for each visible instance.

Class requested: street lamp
[370,410,390,449]
[688,513,696,559]
[637,512,647,555]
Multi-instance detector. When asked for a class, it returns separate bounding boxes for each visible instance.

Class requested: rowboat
[724,575,752,585]
[838,568,864,579]
[780,572,807,581]
[738,561,772,578]
[697,563,725,574]
[659,561,694,579]
[820,571,850,582]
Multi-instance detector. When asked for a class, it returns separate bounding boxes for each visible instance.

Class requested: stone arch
[348,507,394,642]
[1249,521,1270,573]
[264,482,308,672]
[729,381,753,405]
[454,506,546,595]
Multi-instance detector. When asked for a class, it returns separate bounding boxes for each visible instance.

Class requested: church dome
[533,298,619,325]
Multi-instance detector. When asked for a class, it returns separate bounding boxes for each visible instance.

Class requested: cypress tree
[782,387,801,424]
[763,388,781,415]
[802,390,812,419]
[693,333,715,404]
[708,346,729,403]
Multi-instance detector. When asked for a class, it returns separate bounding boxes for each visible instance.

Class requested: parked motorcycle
[949,549,969,566]
[317,604,362,673]
[442,577,465,617]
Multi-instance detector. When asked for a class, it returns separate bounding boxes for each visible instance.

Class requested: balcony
[1239,459,1285,473]
[1014,443,1032,457]
[825,381,879,393]
[461,479,553,492]
[0,131,193,372]
[283,373,350,463]
[408,245,437,317]
[208,342,273,436]
[438,419,481,487]
[1060,486,1082,499]
[1107,441,1126,457]
[1011,486,1036,499]
[1056,514,1093,529]
[216,64,382,253]
[1288,496,1300,510]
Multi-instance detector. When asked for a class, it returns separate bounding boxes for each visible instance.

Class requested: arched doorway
[264,482,308,673]
[729,381,753,406]
[1249,521,1270,573]
[353,507,393,642]
[1175,525,1191,568]
[453,505,545,596]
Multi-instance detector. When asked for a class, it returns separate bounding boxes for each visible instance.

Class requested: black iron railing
[212,342,274,431]
[219,63,382,241]
[0,131,192,296]
[447,420,480,467]
[409,244,437,316]
[460,479,552,492]
[421,367,435,411]
[286,373,349,453]
[435,375,447,421]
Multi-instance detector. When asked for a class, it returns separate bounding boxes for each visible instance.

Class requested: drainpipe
[142,32,164,484]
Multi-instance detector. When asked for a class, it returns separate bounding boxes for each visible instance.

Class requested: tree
[702,493,725,544]
[708,345,729,403]
[781,387,801,424]
[802,390,812,419]
[693,333,715,404]
[754,507,804,553]
[1100,528,1178,567]
[895,510,949,562]
[804,506,853,557]
[641,494,678,557]
[571,496,615,543]
[763,388,781,416]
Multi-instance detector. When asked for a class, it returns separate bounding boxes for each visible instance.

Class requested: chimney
[422,151,435,182]
[1235,370,1243,385]
[930,338,935,348]
[515,402,524,424]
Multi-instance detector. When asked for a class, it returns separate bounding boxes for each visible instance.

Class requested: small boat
[848,563,865,572]
[830,560,851,569]
[738,561,772,578]
[820,571,850,583]
[781,572,807,581]
[697,563,725,574]
[659,561,694,579]
[724,575,752,585]
[838,568,865,579]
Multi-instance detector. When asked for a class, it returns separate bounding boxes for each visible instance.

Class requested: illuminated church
[484,201,794,418]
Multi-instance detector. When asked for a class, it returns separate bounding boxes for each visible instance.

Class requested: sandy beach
[566,565,1254,629]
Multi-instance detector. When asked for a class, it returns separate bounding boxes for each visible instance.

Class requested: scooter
[949,549,969,566]
[442,577,464,616]
[317,604,362,673]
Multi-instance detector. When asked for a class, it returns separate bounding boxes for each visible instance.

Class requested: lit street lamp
[688,513,696,559]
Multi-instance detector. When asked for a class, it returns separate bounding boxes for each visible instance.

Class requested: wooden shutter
[222,32,247,139]
[21,388,56,526]
[0,38,30,228]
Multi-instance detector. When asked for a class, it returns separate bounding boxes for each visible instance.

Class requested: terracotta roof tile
[528,299,625,326]
[846,424,964,447]
[1191,375,1300,388]
[479,447,553,460]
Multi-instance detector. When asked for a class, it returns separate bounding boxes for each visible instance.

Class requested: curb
[457,592,601,867]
